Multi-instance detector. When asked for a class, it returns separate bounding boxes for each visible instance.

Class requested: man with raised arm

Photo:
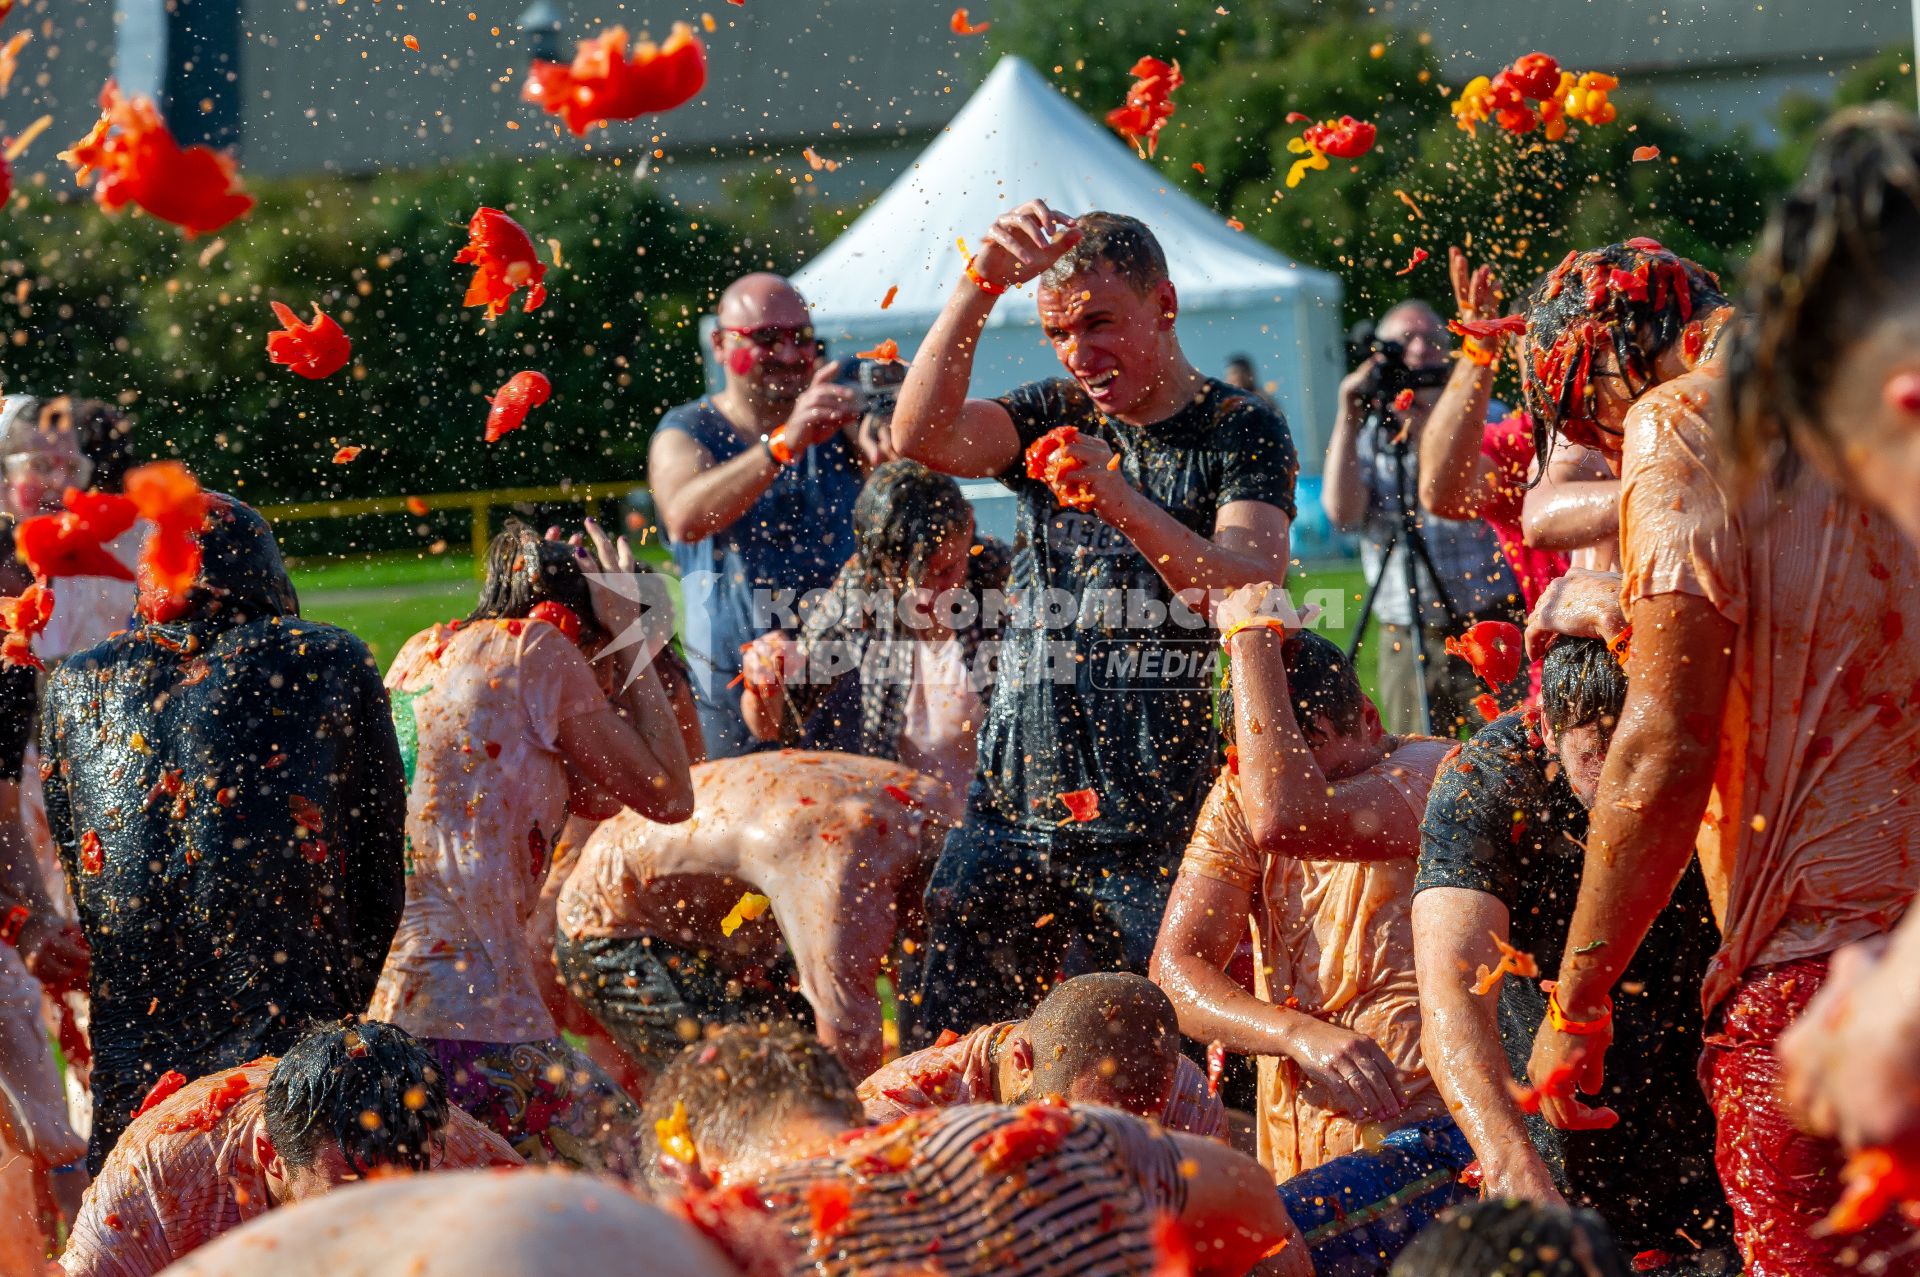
[891,203,1298,1035]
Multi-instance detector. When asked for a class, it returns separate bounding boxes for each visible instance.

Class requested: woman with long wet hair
[370,517,694,1175]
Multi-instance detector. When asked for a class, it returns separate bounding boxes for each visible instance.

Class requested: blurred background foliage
[0,0,1909,549]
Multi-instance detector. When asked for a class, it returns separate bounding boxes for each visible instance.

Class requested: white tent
[787,56,1341,450]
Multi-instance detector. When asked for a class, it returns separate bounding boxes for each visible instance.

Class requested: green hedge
[0,156,781,552]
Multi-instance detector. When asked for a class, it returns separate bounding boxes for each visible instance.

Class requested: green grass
[289,548,1378,687]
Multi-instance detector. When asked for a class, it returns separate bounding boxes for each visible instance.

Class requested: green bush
[0,156,784,551]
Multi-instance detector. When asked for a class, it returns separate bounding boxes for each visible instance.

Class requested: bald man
[649,274,867,757]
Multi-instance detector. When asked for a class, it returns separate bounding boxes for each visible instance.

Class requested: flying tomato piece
[484,371,553,443]
[1204,1041,1226,1097]
[719,891,772,937]
[1392,388,1416,412]
[456,207,549,320]
[949,8,990,35]
[125,461,210,621]
[1505,52,1562,101]
[522,23,707,136]
[1300,114,1376,160]
[266,301,352,379]
[330,446,362,465]
[59,81,253,237]
[1106,56,1182,157]
[1395,247,1429,276]
[14,489,136,583]
[0,581,53,670]
[1444,619,1524,687]
[855,338,899,361]
[1631,144,1661,162]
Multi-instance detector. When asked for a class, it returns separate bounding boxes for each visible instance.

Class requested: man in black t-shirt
[1411,639,1732,1267]
[892,204,1298,1037]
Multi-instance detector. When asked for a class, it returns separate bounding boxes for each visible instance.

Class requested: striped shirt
[752,1103,1188,1277]
[60,1061,520,1277]
[858,1022,1229,1141]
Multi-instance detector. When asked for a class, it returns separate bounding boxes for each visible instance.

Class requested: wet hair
[1517,239,1728,463]
[851,460,972,593]
[1388,1200,1627,1277]
[1023,972,1180,1115]
[1283,630,1369,743]
[1218,629,1369,749]
[1723,105,1920,486]
[43,398,137,494]
[469,517,604,644]
[636,1023,862,1194]
[1038,211,1169,296]
[263,1020,450,1175]
[1225,354,1256,375]
[1539,637,1626,739]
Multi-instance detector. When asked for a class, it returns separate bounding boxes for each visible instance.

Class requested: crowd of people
[0,102,1918,1277]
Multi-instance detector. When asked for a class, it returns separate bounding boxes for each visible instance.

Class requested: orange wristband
[1220,616,1291,648]
[764,428,794,466]
[964,257,1007,297]
[1541,981,1613,1035]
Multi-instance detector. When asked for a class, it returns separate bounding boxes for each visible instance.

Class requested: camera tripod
[1342,391,1466,736]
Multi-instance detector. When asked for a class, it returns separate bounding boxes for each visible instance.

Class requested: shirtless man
[163,1171,743,1277]
[555,751,952,1081]
[1510,238,1920,1275]
[637,1024,1311,1277]
[1152,584,1461,1270]
[59,1020,518,1277]
[858,971,1226,1139]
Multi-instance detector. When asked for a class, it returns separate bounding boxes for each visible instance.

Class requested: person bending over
[1153,587,1466,1273]
[1506,237,1920,1276]
[637,1023,1310,1277]
[42,495,408,1171]
[556,751,951,1082]
[1411,638,1731,1268]
[859,971,1225,1139]
[371,518,693,1174]
[1722,106,1920,1179]
[59,1020,518,1277]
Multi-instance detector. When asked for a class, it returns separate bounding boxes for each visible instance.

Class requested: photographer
[1322,300,1520,735]
[649,273,866,758]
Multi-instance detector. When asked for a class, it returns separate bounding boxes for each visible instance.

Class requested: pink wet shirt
[1177,739,1455,1180]
[1620,371,1920,1013]
[371,619,608,1043]
[59,1062,519,1277]
[857,1021,1228,1141]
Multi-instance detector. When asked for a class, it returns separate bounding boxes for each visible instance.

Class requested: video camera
[834,356,908,421]
[1344,320,1448,403]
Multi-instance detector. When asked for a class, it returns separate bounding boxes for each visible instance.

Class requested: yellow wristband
[1220,616,1291,649]
[1541,981,1613,1035]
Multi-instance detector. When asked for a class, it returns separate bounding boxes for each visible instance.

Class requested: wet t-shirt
[1619,371,1920,1012]
[1414,711,1724,1236]
[980,377,1297,850]
[60,1061,518,1277]
[1179,743,1453,1180]
[371,619,608,1043]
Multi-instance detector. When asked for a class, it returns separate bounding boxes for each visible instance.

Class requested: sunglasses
[720,325,817,350]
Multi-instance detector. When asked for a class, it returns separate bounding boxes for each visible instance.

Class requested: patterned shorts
[425,1036,644,1180]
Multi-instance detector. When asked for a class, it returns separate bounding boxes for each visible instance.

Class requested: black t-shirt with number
[976,376,1297,854]
[1414,711,1729,1253]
